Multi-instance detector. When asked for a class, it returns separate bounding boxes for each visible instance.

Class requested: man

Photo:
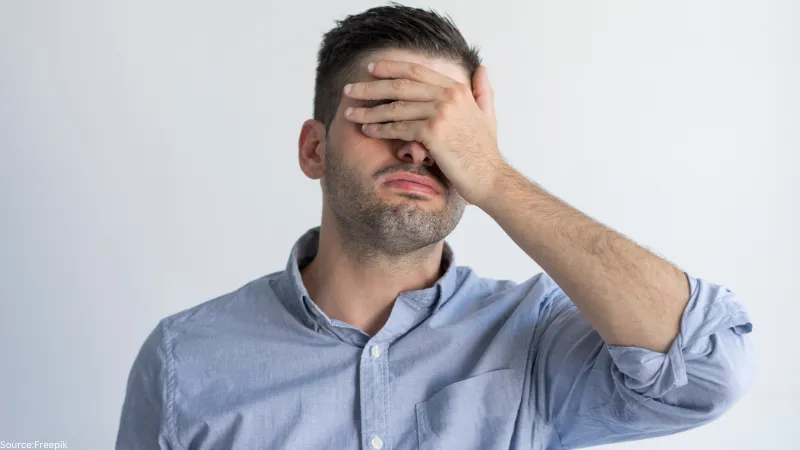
[116,4,754,449]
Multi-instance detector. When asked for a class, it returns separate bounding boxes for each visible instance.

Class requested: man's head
[299,3,481,258]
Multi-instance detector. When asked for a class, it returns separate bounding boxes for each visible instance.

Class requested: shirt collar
[279,225,459,329]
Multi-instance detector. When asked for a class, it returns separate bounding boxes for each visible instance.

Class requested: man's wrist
[478,162,526,215]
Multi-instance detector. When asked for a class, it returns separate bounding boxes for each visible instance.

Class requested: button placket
[360,340,389,450]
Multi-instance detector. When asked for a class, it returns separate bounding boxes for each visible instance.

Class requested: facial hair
[322,139,466,260]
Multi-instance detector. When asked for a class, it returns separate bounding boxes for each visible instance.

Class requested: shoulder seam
[160,319,184,450]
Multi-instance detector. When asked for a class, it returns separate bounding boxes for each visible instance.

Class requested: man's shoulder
[127,271,293,398]
[451,266,565,314]
[459,267,560,299]
[159,270,287,336]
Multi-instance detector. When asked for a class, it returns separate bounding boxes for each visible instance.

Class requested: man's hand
[342,60,507,207]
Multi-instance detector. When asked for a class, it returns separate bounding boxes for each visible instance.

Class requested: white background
[1,1,797,448]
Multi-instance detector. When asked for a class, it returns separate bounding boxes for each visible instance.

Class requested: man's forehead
[352,48,471,85]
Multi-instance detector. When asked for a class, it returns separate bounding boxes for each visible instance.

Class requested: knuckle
[410,63,426,78]
[443,86,458,101]
[449,84,470,100]
[391,78,407,91]
[435,102,452,117]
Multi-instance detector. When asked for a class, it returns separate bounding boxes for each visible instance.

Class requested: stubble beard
[322,142,465,260]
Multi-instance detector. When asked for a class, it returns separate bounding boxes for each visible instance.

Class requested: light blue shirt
[116,226,754,449]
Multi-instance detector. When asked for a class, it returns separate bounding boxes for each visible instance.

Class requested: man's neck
[300,219,445,336]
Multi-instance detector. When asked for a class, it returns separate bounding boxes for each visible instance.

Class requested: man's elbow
[684,331,756,422]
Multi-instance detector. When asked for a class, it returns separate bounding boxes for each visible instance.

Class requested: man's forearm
[480,164,690,353]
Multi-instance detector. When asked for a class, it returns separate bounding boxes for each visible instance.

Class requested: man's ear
[298,119,327,180]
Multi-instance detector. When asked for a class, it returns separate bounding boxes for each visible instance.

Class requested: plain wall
[1,1,797,448]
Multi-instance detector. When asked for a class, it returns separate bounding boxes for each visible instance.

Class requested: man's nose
[396,141,435,166]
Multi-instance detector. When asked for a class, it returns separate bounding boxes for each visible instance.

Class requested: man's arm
[482,165,689,353]
[479,166,755,446]
[343,57,748,354]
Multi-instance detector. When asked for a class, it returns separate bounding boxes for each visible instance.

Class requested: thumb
[472,65,495,118]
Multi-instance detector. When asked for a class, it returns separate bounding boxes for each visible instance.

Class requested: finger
[472,65,495,119]
[344,79,442,102]
[369,60,459,88]
[360,120,427,141]
[345,101,436,124]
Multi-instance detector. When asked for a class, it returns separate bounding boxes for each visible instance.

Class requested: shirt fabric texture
[116,226,754,450]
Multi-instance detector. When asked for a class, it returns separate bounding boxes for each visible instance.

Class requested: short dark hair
[314,3,481,129]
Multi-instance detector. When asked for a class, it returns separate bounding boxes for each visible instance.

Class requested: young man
[116,4,754,449]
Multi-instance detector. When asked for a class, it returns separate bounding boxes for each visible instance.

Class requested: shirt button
[370,344,382,359]
[370,435,384,449]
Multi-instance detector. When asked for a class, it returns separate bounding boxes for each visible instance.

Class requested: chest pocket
[415,368,522,450]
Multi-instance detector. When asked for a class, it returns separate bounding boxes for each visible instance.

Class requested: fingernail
[367,62,375,72]
[345,107,353,116]
[344,84,352,94]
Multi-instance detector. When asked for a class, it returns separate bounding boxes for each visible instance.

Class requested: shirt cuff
[605,273,753,398]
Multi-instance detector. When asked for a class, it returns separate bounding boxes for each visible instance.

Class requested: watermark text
[0,442,68,449]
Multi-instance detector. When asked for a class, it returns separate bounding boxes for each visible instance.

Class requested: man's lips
[383,172,443,196]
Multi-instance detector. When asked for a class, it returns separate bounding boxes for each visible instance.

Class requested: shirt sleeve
[531,273,755,449]
[115,320,177,450]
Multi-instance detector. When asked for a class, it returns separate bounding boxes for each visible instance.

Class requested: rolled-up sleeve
[531,273,755,449]
[116,320,177,450]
